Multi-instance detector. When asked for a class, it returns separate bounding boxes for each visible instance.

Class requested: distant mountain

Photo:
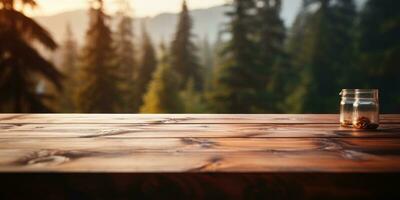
[34,6,227,46]
[34,1,303,46]
[35,9,89,45]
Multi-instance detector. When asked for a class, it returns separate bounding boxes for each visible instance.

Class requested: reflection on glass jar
[340,89,355,127]
[352,89,379,130]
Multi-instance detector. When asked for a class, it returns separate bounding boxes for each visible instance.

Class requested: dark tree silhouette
[255,0,287,113]
[0,0,62,113]
[359,0,400,113]
[114,3,137,113]
[76,0,120,113]
[210,0,260,113]
[170,0,202,90]
[286,0,357,113]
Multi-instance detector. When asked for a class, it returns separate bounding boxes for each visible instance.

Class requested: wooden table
[0,114,400,199]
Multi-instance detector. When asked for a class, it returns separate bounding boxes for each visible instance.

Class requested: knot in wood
[181,138,217,148]
[15,150,95,167]
[15,150,71,167]
[28,155,70,166]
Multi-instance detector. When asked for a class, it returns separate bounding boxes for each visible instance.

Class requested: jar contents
[340,89,355,127]
[352,89,379,130]
[353,116,379,130]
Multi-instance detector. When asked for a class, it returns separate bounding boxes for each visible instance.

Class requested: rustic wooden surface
[0,114,400,199]
[0,114,400,172]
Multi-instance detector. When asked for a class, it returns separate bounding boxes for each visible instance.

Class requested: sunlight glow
[27,0,227,17]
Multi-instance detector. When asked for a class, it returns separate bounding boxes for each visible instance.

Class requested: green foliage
[210,0,257,113]
[114,10,137,113]
[181,79,208,113]
[256,0,288,113]
[0,0,62,113]
[170,0,203,90]
[286,0,358,113]
[134,23,157,112]
[284,2,316,113]
[140,44,183,113]
[210,0,285,113]
[76,0,120,113]
[359,0,400,113]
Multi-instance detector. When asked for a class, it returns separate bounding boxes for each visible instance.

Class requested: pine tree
[359,0,400,113]
[76,0,120,113]
[256,0,285,74]
[170,0,202,90]
[134,23,157,112]
[0,0,62,113]
[209,0,260,113]
[255,0,287,112]
[285,0,316,113]
[326,0,358,88]
[57,23,78,112]
[287,0,357,113]
[140,44,183,113]
[114,3,137,113]
[286,0,314,71]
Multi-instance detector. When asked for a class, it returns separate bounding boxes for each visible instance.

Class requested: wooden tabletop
[0,114,400,173]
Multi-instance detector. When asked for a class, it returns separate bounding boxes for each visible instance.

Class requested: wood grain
[0,123,399,138]
[3,114,400,124]
[2,151,400,172]
[1,114,346,124]
[0,114,399,173]
[0,138,399,172]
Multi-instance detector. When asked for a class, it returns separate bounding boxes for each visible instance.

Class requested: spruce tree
[359,0,400,113]
[256,0,285,75]
[114,5,137,113]
[76,0,120,113]
[285,0,316,113]
[140,44,183,113]
[287,0,357,113]
[209,0,260,113]
[335,0,360,87]
[134,23,157,112]
[0,0,62,113]
[58,23,78,112]
[255,0,287,112]
[170,0,202,90]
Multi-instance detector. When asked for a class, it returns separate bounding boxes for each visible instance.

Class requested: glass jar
[352,89,379,130]
[340,89,356,127]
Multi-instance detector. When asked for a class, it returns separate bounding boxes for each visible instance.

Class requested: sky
[28,0,227,17]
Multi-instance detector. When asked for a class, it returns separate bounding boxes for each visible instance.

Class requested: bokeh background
[0,0,399,113]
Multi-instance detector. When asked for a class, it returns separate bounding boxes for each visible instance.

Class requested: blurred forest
[0,0,399,114]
